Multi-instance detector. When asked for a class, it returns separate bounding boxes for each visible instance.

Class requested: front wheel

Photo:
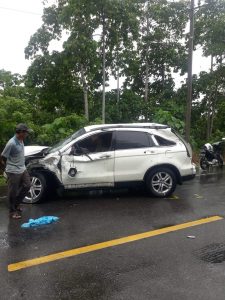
[146,167,176,198]
[23,172,47,204]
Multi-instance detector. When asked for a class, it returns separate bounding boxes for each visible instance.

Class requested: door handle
[144,150,155,154]
[99,154,111,159]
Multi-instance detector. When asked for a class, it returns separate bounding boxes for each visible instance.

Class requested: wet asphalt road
[1,170,225,299]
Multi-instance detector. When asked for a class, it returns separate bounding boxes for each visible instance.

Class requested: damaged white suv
[24,123,196,203]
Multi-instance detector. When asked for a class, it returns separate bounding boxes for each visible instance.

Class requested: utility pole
[185,0,194,143]
[102,14,106,124]
[144,9,150,102]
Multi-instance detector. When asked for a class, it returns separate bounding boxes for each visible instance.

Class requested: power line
[0,6,41,16]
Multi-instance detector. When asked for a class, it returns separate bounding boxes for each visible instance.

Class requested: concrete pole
[185,0,194,143]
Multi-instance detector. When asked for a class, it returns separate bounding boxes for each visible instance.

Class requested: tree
[25,51,84,115]
[25,0,140,123]
[0,96,35,149]
[195,0,225,58]
[193,0,225,139]
[0,69,27,99]
[124,0,188,102]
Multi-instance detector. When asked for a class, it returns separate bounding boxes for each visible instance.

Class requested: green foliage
[0,96,35,149]
[153,109,185,133]
[0,69,28,99]
[25,52,84,114]
[37,114,88,145]
[195,0,225,57]
[107,90,145,123]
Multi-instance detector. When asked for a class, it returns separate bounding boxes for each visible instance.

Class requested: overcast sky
[0,0,211,88]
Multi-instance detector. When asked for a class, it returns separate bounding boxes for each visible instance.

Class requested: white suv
[24,123,196,203]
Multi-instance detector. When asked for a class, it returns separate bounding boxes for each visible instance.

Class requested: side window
[154,135,176,146]
[115,131,150,150]
[76,132,113,153]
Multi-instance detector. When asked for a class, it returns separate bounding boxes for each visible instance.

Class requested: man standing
[1,124,32,219]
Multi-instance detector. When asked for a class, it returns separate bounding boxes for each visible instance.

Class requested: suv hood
[24,146,49,157]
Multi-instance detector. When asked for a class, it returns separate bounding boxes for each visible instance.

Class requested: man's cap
[15,123,33,133]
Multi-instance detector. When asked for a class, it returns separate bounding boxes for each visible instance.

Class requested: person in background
[1,124,33,219]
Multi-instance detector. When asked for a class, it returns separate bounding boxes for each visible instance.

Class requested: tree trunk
[144,15,150,102]
[144,61,149,102]
[161,64,165,90]
[210,86,217,137]
[84,89,89,121]
[206,96,212,140]
[206,55,213,139]
[80,64,89,121]
[117,68,120,103]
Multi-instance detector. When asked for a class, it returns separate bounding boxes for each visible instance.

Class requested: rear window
[154,135,176,146]
[115,131,150,150]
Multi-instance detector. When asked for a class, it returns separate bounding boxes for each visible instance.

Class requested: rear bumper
[181,174,196,182]
[180,163,196,183]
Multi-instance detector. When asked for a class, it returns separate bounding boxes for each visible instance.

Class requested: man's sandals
[10,212,22,219]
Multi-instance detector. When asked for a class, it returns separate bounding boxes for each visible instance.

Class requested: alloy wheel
[24,176,43,203]
[151,172,173,195]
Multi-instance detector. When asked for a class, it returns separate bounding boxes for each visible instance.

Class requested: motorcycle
[200,139,225,170]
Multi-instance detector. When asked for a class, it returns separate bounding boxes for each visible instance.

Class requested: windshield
[48,128,86,154]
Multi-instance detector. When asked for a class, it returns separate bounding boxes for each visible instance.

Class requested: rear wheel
[200,157,209,170]
[23,172,47,204]
[146,167,176,197]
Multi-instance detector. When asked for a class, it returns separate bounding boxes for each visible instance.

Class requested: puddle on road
[0,187,7,202]
[0,232,9,249]
[194,243,225,263]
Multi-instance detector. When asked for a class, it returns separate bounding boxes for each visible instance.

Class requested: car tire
[23,172,47,204]
[146,167,177,198]
[200,157,208,170]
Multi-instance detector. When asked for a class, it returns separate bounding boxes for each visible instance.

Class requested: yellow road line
[8,216,223,272]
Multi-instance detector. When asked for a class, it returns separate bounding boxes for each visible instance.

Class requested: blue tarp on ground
[21,216,59,228]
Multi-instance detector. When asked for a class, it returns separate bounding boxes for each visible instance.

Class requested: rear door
[114,130,157,182]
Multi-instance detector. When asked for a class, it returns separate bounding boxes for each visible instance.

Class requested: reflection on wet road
[1,168,225,299]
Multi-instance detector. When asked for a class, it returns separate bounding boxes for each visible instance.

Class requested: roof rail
[88,124,170,132]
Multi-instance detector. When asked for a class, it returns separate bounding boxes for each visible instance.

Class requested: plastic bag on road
[21,216,59,228]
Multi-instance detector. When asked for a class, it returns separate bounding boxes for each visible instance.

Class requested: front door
[61,131,115,189]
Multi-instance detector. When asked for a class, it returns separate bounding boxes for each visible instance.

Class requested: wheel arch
[28,166,62,189]
[143,164,182,185]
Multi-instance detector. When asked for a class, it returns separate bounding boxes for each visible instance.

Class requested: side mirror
[74,147,84,155]
[70,145,89,156]
[69,146,82,156]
